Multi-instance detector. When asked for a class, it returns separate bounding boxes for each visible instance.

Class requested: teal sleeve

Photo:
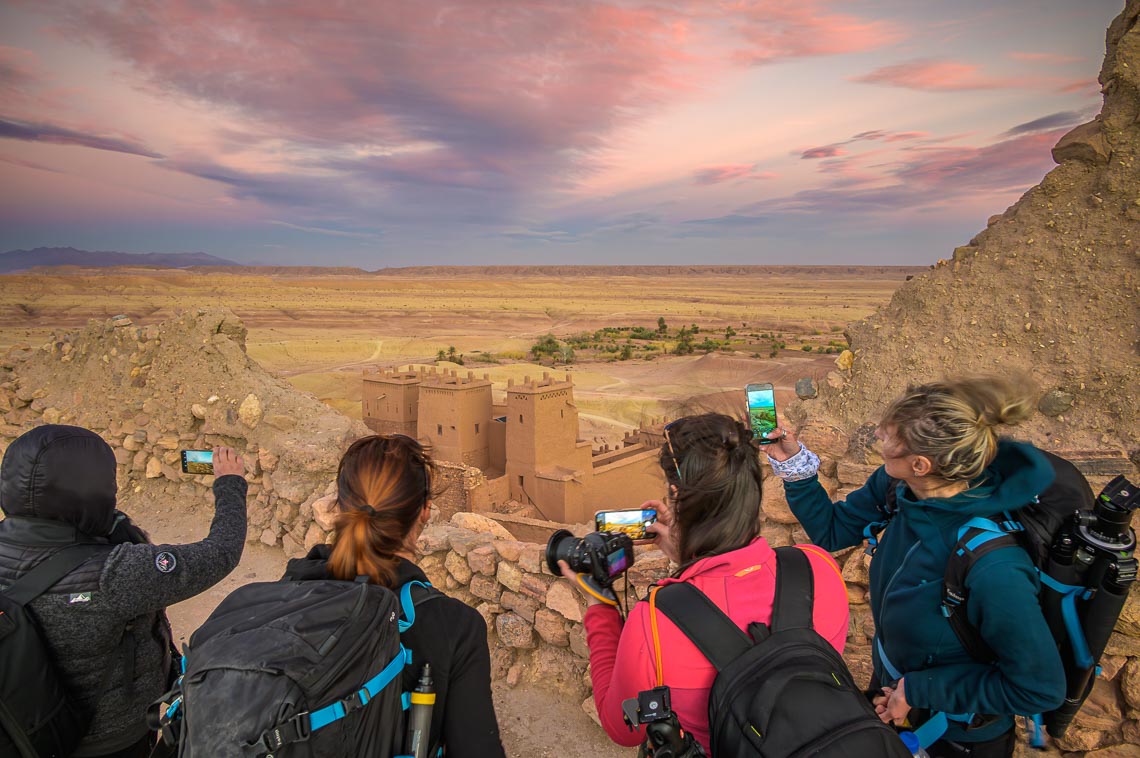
[783,467,892,552]
[902,549,1066,716]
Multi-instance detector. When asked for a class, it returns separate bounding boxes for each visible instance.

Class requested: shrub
[802,345,812,352]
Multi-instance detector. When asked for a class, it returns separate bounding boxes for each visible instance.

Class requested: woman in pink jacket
[562,413,849,754]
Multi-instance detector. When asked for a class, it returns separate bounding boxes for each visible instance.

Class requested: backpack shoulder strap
[883,476,901,517]
[942,519,1018,664]
[398,579,444,633]
[2,544,105,605]
[771,546,814,632]
[653,582,752,672]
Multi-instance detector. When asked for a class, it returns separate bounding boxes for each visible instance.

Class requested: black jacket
[0,425,248,756]
[283,546,506,758]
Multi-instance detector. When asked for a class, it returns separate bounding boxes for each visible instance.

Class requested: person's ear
[419,501,432,524]
[911,455,934,477]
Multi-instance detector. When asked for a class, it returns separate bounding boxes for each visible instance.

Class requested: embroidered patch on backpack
[155,552,177,573]
[68,592,92,604]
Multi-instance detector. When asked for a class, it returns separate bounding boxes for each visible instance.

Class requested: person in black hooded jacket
[0,424,247,757]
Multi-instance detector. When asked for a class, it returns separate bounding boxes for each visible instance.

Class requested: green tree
[657,316,667,334]
[447,345,458,361]
[435,349,447,362]
[619,344,633,360]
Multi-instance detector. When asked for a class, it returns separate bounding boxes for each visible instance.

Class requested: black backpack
[655,547,911,757]
[154,576,440,758]
[0,544,104,758]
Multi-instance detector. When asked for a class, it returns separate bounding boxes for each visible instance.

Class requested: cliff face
[813,0,1139,455]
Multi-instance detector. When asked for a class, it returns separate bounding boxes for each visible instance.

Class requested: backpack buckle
[261,712,312,752]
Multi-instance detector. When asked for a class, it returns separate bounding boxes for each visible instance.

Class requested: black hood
[0,424,118,536]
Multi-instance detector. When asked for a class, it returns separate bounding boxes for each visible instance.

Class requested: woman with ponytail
[767,377,1066,758]
[567,413,849,754]
[282,435,505,758]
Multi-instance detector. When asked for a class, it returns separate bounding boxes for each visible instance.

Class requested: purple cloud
[0,116,162,158]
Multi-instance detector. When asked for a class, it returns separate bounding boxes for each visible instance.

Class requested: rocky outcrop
[807,0,1139,458]
[0,308,370,555]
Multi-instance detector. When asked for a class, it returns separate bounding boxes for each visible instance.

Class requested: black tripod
[1044,475,1138,737]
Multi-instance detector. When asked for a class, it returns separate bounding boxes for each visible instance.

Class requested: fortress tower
[361,368,420,436]
[418,369,494,469]
[504,372,592,521]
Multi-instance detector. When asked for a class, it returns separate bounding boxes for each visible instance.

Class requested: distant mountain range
[0,247,240,273]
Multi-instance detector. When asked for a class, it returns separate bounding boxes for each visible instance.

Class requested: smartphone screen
[594,509,657,541]
[746,383,778,443]
[181,450,214,475]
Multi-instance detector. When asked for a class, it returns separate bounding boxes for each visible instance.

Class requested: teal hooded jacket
[784,440,1066,743]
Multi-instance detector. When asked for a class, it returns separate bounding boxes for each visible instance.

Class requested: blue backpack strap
[259,645,414,753]
[398,579,442,633]
[941,517,1020,664]
[865,477,903,556]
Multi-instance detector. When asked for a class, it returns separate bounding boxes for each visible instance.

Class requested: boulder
[495,612,536,649]
[311,494,339,531]
[547,579,585,622]
[467,545,498,576]
[534,608,570,647]
[500,591,540,624]
[1038,388,1075,417]
[1051,120,1112,166]
[470,574,501,602]
[835,349,854,371]
[451,511,514,540]
[444,551,473,584]
[795,378,818,399]
[237,393,263,428]
[496,561,523,593]
[760,476,798,525]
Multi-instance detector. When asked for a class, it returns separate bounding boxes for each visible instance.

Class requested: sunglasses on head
[663,419,683,482]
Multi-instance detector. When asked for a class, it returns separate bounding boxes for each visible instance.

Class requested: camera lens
[545,529,581,575]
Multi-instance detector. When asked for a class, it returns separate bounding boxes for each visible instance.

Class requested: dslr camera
[545,529,634,589]
[622,686,706,758]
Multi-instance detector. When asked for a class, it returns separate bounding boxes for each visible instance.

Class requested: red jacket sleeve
[583,604,657,747]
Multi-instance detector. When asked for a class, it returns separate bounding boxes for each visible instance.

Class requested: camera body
[545,529,634,588]
[621,686,706,758]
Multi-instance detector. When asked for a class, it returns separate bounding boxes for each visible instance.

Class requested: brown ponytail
[327,435,434,588]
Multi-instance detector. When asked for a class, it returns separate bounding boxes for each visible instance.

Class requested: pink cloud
[801,145,846,159]
[745,128,1069,217]
[692,164,778,184]
[852,58,1085,92]
[883,131,928,142]
[1009,52,1083,64]
[728,2,903,65]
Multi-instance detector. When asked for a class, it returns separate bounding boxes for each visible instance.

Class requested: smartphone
[180,450,214,475]
[595,508,657,541]
[746,383,778,443]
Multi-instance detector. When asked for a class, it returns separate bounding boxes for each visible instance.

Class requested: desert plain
[0,265,921,438]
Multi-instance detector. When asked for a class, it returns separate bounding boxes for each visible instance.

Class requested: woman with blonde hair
[766,377,1066,758]
[283,434,505,758]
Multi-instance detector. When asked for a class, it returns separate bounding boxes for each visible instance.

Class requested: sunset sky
[0,1,1119,267]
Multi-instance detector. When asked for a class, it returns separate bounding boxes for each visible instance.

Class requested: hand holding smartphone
[181,449,214,475]
[746,383,778,444]
[181,446,244,477]
[595,508,658,541]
